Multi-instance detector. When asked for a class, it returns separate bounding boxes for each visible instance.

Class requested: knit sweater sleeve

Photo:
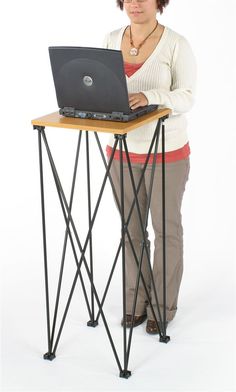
[103,32,117,50]
[141,37,197,114]
[103,33,110,49]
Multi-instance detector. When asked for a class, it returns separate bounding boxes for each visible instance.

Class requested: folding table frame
[31,108,171,378]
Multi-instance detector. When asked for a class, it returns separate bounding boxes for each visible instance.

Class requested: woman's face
[123,0,158,24]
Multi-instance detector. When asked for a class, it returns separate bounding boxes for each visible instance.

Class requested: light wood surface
[31,108,171,135]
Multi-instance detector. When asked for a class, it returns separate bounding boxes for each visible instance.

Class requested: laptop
[48,46,158,122]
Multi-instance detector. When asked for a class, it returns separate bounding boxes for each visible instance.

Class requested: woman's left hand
[128,93,148,110]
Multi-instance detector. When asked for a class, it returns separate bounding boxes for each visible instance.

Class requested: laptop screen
[49,46,131,114]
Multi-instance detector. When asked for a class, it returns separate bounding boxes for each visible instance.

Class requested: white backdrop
[1,1,236,391]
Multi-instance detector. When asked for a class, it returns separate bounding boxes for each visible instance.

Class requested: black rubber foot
[159,335,170,343]
[87,320,99,327]
[119,370,131,379]
[43,352,56,361]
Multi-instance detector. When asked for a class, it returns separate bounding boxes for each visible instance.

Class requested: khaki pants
[110,158,190,322]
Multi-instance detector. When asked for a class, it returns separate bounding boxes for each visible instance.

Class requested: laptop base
[59,105,158,122]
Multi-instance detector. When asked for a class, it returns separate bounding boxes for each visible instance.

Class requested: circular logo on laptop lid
[83,76,93,87]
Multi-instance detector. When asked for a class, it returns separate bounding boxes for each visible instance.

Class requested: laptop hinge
[111,112,126,120]
[59,107,75,117]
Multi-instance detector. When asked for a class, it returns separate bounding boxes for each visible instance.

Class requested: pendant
[130,47,139,56]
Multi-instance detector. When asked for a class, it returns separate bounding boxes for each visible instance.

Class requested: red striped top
[125,61,144,77]
[106,142,190,164]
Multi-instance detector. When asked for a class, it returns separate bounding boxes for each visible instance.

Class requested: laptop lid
[48,46,132,115]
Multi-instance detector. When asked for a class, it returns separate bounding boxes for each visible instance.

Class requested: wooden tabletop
[31,108,171,135]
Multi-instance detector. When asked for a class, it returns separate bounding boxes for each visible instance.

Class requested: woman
[104,0,196,334]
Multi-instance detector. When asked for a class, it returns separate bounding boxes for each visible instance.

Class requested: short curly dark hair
[116,0,169,14]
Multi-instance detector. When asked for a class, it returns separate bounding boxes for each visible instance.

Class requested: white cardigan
[103,26,197,153]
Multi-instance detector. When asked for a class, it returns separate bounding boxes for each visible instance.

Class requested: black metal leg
[41,131,94,356]
[117,135,131,379]
[85,132,98,328]
[123,130,164,363]
[36,126,55,360]
[159,120,170,344]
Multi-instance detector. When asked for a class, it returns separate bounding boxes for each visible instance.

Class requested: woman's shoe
[121,314,147,328]
[146,319,168,334]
